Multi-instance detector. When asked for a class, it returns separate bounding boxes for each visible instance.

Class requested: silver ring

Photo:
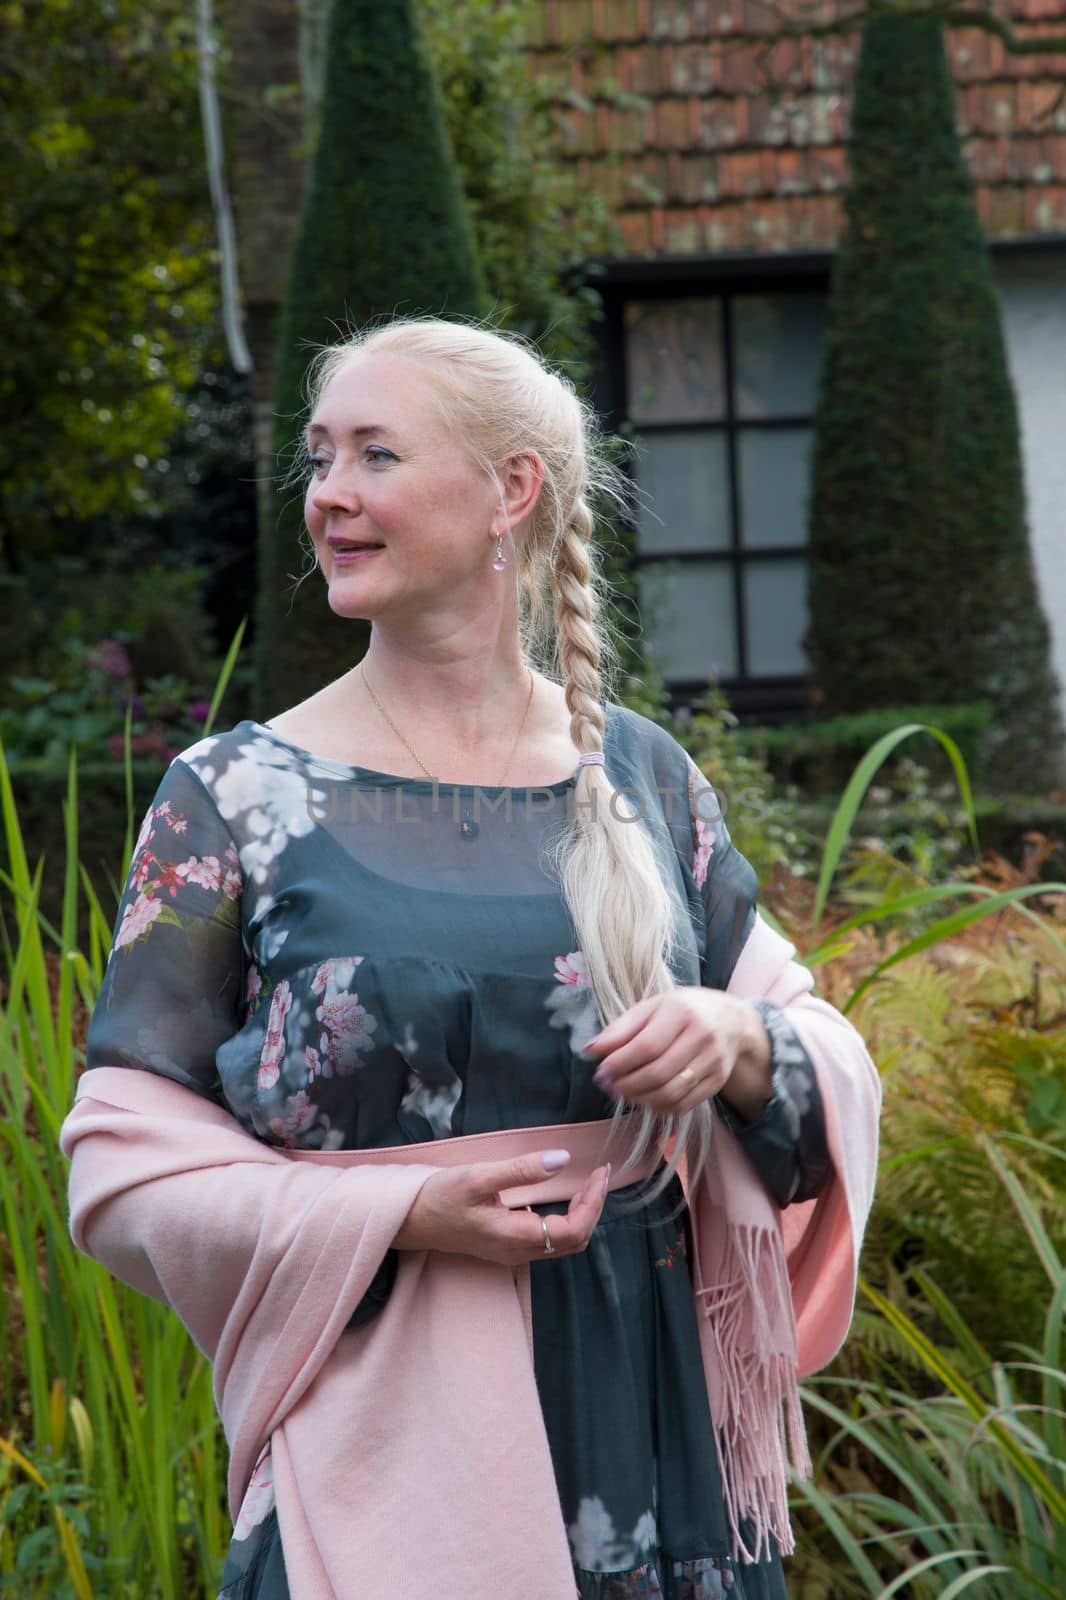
[540,1215,555,1255]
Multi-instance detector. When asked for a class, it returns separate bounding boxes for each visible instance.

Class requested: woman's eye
[308,447,393,474]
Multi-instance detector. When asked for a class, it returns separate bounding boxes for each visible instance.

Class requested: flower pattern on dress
[257,979,292,1090]
[245,962,263,1010]
[686,763,718,892]
[181,730,328,924]
[111,797,243,959]
[567,1495,659,1571]
[396,1019,461,1140]
[231,1442,276,1543]
[547,949,603,1060]
[310,957,377,1076]
[653,1232,685,1271]
[114,892,164,950]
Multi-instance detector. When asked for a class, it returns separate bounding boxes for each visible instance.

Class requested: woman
[62,316,881,1600]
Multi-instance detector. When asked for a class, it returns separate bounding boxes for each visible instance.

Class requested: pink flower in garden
[178,854,223,891]
[115,892,163,949]
[554,951,590,988]
[232,1447,276,1542]
[87,639,132,680]
[257,979,293,1091]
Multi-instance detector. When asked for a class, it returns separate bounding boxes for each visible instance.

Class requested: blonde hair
[295,314,713,1208]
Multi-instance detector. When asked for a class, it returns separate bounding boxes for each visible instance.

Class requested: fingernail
[542,1149,571,1171]
[593,1068,611,1087]
[602,1162,612,1199]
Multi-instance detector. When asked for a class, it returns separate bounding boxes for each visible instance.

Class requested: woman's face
[303,351,502,625]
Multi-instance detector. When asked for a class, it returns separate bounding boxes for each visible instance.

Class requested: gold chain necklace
[358,662,536,787]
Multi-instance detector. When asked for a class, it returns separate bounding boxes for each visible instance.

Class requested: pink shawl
[60,912,880,1598]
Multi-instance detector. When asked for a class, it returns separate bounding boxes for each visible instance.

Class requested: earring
[492,529,508,571]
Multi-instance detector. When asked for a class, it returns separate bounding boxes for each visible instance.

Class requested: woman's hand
[584,989,773,1121]
[392,1151,611,1265]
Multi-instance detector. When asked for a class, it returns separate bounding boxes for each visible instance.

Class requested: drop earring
[492,529,508,571]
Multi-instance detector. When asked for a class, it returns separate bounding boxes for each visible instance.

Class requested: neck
[353,638,535,752]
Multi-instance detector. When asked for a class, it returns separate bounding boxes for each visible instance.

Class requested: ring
[678,1065,700,1089]
[540,1215,556,1255]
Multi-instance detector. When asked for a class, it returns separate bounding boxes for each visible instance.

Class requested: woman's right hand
[392,1151,610,1265]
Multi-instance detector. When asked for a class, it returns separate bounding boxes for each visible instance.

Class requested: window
[622,289,826,702]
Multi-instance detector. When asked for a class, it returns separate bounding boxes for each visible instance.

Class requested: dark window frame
[584,252,832,721]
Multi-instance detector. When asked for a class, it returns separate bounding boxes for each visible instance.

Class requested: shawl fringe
[694,1218,812,1562]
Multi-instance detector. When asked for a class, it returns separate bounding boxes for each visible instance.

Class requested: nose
[310,463,361,515]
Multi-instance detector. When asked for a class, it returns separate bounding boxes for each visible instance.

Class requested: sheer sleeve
[84,758,246,1103]
[84,755,397,1328]
[682,754,832,1207]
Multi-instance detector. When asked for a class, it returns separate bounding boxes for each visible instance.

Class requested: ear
[497,450,545,533]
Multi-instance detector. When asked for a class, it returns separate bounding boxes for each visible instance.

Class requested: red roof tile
[522,0,1066,255]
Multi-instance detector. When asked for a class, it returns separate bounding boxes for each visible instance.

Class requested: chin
[325,589,378,621]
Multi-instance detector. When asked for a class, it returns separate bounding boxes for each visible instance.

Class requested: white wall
[994,252,1066,713]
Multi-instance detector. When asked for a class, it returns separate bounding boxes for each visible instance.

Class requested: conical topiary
[806,14,1064,794]
[255,0,486,715]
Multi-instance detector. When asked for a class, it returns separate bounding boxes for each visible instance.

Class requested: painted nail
[542,1149,571,1171]
[601,1162,612,1199]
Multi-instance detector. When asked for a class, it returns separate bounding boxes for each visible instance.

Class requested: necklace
[358,662,537,840]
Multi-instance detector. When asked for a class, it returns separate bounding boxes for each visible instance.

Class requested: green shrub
[806,15,1066,795]
[734,701,997,796]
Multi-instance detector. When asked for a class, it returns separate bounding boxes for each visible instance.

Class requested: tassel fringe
[694,1220,812,1564]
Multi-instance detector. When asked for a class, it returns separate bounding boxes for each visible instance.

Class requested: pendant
[458,818,479,840]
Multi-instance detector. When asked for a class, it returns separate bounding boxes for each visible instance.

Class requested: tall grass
[0,629,244,1595]
[792,1138,1066,1597]
[0,677,1061,1594]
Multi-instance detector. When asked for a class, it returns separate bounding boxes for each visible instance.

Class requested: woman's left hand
[583,988,773,1120]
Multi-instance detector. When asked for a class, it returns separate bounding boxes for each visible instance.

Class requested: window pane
[737,428,812,549]
[733,294,826,418]
[632,430,731,553]
[625,298,726,423]
[744,560,808,676]
[637,559,738,681]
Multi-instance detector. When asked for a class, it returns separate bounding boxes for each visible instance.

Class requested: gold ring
[679,1065,700,1089]
[540,1215,556,1255]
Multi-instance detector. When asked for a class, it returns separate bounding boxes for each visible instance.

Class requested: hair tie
[577,752,605,768]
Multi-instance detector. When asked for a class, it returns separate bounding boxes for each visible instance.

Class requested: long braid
[551,500,607,754]
[544,503,715,1204]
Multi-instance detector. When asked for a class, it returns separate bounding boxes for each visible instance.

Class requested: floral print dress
[84,704,831,1600]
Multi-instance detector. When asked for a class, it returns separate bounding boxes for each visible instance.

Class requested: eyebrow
[305,423,398,442]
